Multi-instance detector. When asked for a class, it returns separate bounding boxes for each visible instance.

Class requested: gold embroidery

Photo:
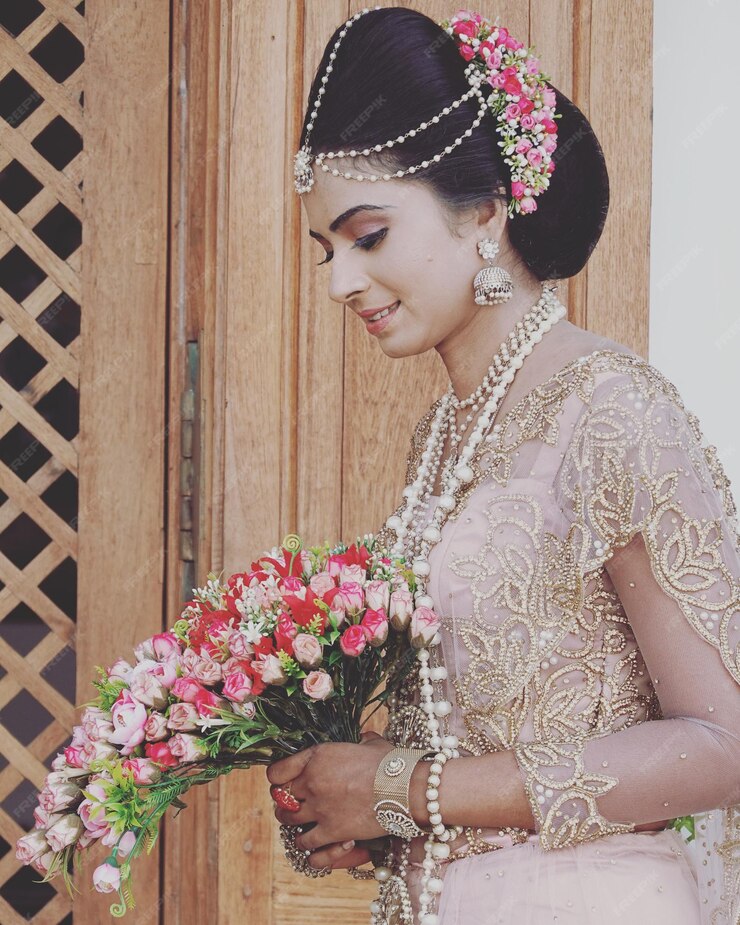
[380,350,740,907]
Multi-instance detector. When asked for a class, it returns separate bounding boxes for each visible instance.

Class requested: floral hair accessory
[440,10,561,216]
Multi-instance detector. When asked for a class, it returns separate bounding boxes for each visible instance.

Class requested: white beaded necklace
[372,281,567,925]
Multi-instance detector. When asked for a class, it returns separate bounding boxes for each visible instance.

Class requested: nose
[327,252,370,306]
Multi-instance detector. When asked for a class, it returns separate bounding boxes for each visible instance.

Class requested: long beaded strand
[372,282,567,925]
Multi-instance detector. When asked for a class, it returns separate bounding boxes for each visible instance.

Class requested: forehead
[301,167,426,234]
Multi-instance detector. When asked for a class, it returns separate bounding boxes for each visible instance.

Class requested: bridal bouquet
[15,534,440,916]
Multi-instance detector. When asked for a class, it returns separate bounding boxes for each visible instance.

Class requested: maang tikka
[473,238,513,304]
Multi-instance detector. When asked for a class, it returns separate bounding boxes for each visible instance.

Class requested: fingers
[266,747,314,786]
[360,730,383,743]
[304,841,371,872]
[273,803,313,826]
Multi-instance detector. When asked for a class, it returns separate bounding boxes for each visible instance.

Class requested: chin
[377,338,429,360]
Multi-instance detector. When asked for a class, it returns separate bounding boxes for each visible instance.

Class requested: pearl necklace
[372,281,567,925]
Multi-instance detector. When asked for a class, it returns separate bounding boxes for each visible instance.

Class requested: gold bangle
[372,747,435,840]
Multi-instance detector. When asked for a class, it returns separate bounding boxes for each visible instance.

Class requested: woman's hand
[267,731,391,866]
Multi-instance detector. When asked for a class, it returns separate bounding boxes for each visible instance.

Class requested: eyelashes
[317,227,388,266]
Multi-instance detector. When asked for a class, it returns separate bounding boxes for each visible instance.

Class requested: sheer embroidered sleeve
[511,366,740,893]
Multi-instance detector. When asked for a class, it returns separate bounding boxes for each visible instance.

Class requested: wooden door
[0,1,651,923]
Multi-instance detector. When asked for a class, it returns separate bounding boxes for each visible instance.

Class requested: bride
[267,8,740,924]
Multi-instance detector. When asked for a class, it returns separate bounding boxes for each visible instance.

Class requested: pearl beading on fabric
[371,281,567,924]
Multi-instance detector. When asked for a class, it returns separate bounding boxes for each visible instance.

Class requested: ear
[476,195,508,242]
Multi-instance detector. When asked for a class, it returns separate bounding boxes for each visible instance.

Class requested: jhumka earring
[473,239,513,305]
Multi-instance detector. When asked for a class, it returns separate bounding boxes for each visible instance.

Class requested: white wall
[651,0,740,492]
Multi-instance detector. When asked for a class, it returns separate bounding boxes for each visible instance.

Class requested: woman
[267,8,740,923]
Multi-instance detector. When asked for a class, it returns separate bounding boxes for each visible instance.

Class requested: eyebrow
[309,204,396,240]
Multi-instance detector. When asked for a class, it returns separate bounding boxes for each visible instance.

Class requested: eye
[317,227,388,266]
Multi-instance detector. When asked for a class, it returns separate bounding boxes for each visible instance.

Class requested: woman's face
[302,166,506,359]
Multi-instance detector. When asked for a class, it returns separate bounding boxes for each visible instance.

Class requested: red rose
[145,742,179,769]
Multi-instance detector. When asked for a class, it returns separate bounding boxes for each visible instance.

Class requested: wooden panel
[76,0,171,921]
[586,0,653,355]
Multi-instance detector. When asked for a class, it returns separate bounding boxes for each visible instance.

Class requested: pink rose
[167,701,200,731]
[33,805,55,829]
[171,676,203,703]
[64,745,86,768]
[190,655,222,686]
[338,564,365,586]
[114,830,137,859]
[526,147,543,168]
[93,862,121,894]
[222,670,253,703]
[107,658,133,683]
[129,670,168,710]
[151,632,181,661]
[108,690,148,756]
[361,608,389,647]
[520,114,535,131]
[409,606,441,648]
[309,571,336,596]
[505,102,522,120]
[279,575,304,594]
[193,688,226,718]
[338,581,364,616]
[168,733,207,763]
[232,700,256,719]
[276,612,298,641]
[121,757,162,785]
[39,780,80,813]
[542,87,557,108]
[519,196,537,214]
[302,670,334,701]
[452,19,477,38]
[179,647,202,675]
[80,739,118,766]
[511,180,527,200]
[389,588,414,630]
[340,625,367,658]
[82,711,114,742]
[227,628,253,659]
[328,593,347,627]
[79,798,109,839]
[364,580,390,612]
[15,830,49,864]
[260,654,287,685]
[134,637,155,661]
[144,711,168,741]
[542,135,557,155]
[145,741,179,769]
[45,814,83,852]
[292,633,323,669]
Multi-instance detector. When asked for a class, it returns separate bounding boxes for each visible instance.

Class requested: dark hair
[300,7,609,281]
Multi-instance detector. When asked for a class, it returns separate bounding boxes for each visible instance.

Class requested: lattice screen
[0,1,84,922]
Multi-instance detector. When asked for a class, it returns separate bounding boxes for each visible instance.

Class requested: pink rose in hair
[520,114,536,131]
[520,196,537,214]
[340,625,367,658]
[511,180,526,200]
[526,148,543,168]
[302,670,334,701]
[505,103,522,121]
[458,43,476,62]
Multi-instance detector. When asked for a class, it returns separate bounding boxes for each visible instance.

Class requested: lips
[358,301,399,320]
[364,301,400,322]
